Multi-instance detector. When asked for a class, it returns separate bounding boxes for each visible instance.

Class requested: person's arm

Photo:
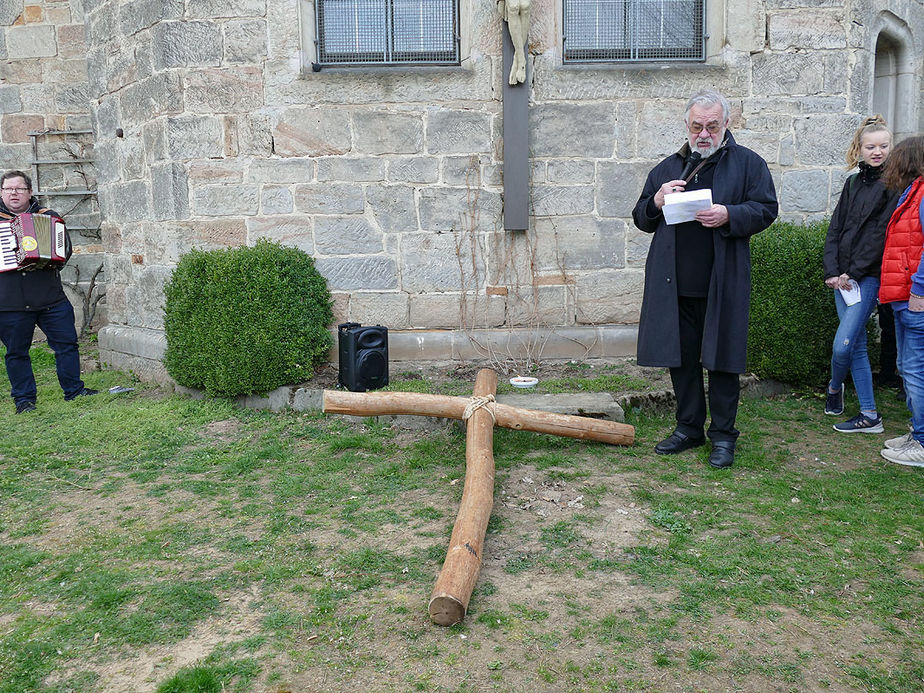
[632,162,686,233]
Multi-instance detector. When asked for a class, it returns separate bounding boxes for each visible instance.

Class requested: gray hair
[684,89,730,123]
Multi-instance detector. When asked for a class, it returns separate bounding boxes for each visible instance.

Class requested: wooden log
[428,368,497,626]
[322,389,635,446]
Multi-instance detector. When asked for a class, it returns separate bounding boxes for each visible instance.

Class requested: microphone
[679,151,702,182]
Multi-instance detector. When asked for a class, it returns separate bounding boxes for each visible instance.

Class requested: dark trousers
[877,303,898,380]
[0,300,84,406]
[669,296,740,443]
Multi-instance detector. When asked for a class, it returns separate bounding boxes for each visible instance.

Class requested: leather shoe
[655,430,706,455]
[708,441,736,469]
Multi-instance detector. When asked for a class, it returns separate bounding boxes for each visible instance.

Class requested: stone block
[314,215,383,255]
[733,131,780,165]
[441,155,486,186]
[107,180,151,223]
[260,186,293,215]
[240,386,292,412]
[0,58,41,85]
[505,285,569,326]
[151,162,189,221]
[120,73,184,123]
[6,25,55,59]
[418,187,502,233]
[117,135,146,180]
[780,169,829,214]
[626,228,653,267]
[188,0,267,18]
[188,160,243,184]
[292,387,323,412]
[185,67,264,114]
[18,84,53,114]
[574,269,644,324]
[792,114,858,166]
[293,183,364,214]
[596,161,652,218]
[527,217,625,271]
[547,160,595,184]
[529,102,616,158]
[120,0,184,35]
[399,231,484,292]
[86,47,106,99]
[0,2,22,25]
[409,291,505,329]
[166,115,224,159]
[768,11,846,50]
[350,292,411,329]
[56,24,86,59]
[426,108,492,154]
[314,256,398,290]
[751,53,825,96]
[192,184,259,216]
[246,157,312,184]
[530,184,595,217]
[1,114,43,143]
[799,96,847,114]
[223,19,267,64]
[387,157,439,183]
[124,265,172,329]
[87,8,117,48]
[170,218,247,255]
[354,111,424,155]
[43,58,88,87]
[246,214,312,252]
[55,83,89,114]
[152,21,222,69]
[272,106,351,157]
[387,329,455,360]
[0,85,22,114]
[365,184,418,233]
[237,111,273,156]
[316,156,385,182]
[637,99,685,161]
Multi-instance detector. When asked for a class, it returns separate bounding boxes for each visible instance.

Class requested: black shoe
[65,387,98,401]
[824,384,844,415]
[655,430,706,455]
[15,400,36,414]
[708,441,736,469]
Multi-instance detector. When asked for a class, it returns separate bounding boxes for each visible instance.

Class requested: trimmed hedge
[748,221,841,387]
[163,240,334,397]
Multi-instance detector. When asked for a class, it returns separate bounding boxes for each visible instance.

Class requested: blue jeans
[0,300,84,406]
[829,275,879,413]
[894,307,924,444]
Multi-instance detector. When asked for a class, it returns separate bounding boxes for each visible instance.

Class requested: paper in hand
[663,189,713,225]
[838,279,861,306]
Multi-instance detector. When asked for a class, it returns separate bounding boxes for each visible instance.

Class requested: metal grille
[563,0,705,63]
[317,0,459,66]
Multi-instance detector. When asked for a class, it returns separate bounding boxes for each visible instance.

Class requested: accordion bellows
[0,213,67,272]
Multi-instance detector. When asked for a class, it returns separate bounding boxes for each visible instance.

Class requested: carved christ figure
[497,0,530,85]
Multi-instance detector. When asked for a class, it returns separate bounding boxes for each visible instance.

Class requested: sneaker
[833,412,884,434]
[885,431,914,450]
[64,387,98,401]
[881,439,924,467]
[825,384,845,415]
[15,400,36,414]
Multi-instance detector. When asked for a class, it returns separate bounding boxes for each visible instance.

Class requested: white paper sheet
[663,188,713,225]
[838,279,861,306]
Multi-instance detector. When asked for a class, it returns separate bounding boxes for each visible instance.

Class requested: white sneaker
[880,439,924,467]
[884,432,914,450]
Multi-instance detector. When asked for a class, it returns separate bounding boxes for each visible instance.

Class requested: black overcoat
[632,132,778,373]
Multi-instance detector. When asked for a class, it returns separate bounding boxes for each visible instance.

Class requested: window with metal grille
[316,0,460,66]
[563,0,706,63]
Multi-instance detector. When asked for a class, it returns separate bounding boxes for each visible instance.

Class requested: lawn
[0,345,921,692]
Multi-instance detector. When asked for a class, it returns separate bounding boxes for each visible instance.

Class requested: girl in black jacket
[823,116,899,433]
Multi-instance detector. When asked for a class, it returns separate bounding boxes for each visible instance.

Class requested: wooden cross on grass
[323,369,635,625]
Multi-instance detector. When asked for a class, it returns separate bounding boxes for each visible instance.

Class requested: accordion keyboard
[0,222,18,272]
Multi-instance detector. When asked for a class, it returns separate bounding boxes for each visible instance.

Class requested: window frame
[562,0,708,65]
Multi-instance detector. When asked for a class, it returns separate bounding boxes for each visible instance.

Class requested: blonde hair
[845,115,891,169]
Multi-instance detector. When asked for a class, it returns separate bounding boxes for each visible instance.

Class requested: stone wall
[5,1,924,378]
[0,0,103,332]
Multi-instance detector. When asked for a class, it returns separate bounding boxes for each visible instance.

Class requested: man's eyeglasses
[1,187,29,193]
[687,121,723,135]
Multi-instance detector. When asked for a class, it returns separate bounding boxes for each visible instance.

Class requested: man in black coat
[632,90,778,468]
[0,170,96,413]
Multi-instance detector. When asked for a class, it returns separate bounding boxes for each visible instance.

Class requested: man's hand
[654,179,686,209]
[695,204,729,228]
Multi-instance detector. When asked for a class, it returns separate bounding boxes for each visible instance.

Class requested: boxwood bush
[748,220,842,387]
[163,240,334,397]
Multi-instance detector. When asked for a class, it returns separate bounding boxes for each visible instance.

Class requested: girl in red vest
[823,117,898,433]
[878,135,924,467]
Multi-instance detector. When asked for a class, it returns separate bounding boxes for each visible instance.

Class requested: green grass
[0,345,921,692]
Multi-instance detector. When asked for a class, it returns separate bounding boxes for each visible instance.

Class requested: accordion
[0,213,68,272]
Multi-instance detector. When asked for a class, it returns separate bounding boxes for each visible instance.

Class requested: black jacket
[0,198,70,311]
[632,132,779,373]
[823,163,900,281]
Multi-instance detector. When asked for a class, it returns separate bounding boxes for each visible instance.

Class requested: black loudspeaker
[338,322,389,392]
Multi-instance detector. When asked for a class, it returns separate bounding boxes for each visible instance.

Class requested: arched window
[872,12,917,141]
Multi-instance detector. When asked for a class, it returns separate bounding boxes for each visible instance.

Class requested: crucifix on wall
[497,0,530,231]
